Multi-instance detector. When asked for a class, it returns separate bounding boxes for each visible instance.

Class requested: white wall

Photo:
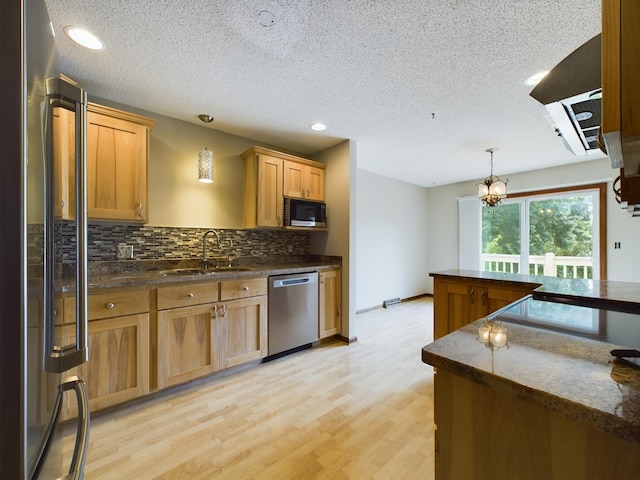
[355,169,429,311]
[425,157,640,292]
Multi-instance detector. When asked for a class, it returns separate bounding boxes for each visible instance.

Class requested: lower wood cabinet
[433,276,535,340]
[156,302,220,389]
[155,278,268,389]
[219,295,267,369]
[319,268,341,339]
[62,289,149,419]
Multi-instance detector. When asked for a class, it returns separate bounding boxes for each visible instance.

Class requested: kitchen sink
[159,266,253,276]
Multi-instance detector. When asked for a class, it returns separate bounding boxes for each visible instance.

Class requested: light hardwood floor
[63,297,436,479]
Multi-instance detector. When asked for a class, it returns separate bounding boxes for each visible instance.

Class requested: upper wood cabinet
[243,150,284,228]
[283,160,325,201]
[242,146,326,229]
[602,0,640,212]
[87,103,155,222]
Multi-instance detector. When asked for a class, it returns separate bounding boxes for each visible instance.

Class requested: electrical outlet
[117,244,134,259]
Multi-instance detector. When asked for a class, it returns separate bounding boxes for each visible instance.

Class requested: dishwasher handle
[272,275,317,288]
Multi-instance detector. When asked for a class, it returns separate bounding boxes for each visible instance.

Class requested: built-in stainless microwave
[284,198,327,228]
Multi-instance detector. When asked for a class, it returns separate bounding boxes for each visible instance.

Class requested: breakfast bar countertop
[422,302,640,445]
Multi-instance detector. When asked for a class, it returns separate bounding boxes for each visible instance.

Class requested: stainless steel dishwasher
[268,272,319,357]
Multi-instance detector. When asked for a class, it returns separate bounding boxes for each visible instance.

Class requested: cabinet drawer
[157,282,219,310]
[85,289,149,321]
[220,278,267,300]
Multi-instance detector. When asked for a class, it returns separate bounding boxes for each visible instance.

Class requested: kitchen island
[423,273,640,479]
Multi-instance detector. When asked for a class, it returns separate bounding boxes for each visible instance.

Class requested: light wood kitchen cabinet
[243,150,284,228]
[86,103,155,222]
[319,269,341,338]
[155,278,268,388]
[219,278,268,369]
[63,288,150,418]
[283,160,325,201]
[602,0,640,212]
[433,276,534,340]
[156,282,221,389]
[156,302,220,389]
[242,146,326,228]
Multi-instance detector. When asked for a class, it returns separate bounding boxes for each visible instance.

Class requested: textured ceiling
[44,0,606,187]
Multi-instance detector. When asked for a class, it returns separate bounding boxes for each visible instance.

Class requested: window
[460,184,607,280]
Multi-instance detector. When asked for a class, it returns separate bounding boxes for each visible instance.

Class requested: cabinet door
[219,296,267,369]
[433,279,474,340]
[319,269,341,338]
[306,165,325,201]
[87,108,150,222]
[64,313,150,418]
[256,154,284,227]
[283,161,326,201]
[157,303,220,389]
[476,286,530,318]
[283,160,306,198]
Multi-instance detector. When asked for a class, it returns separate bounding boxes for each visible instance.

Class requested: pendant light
[477,148,507,207]
[198,114,214,183]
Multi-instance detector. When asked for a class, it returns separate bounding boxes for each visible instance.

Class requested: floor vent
[383,297,401,308]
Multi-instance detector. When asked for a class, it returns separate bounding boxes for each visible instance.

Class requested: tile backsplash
[29,223,311,264]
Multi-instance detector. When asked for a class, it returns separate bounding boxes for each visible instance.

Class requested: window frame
[497,183,607,280]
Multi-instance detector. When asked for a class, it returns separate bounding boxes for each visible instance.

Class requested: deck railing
[481,253,593,279]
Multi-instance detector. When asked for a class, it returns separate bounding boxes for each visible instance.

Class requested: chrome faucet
[202,229,220,270]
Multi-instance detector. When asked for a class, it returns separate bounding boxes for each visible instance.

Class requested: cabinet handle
[480,290,486,306]
[187,293,194,298]
[137,203,143,218]
[469,288,474,304]
[61,198,65,208]
[213,304,218,318]
[277,214,282,226]
[221,304,227,317]
[242,286,249,291]
[106,302,115,309]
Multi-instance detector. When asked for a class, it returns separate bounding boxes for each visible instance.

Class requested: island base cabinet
[64,313,150,419]
[433,277,534,339]
[156,304,220,389]
[219,296,267,369]
[434,369,640,480]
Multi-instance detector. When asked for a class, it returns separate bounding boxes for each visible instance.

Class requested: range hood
[530,34,602,157]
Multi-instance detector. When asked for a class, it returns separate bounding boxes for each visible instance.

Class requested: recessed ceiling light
[310,122,326,131]
[524,70,549,87]
[64,26,104,50]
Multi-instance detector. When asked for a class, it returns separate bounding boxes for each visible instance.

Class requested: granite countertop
[52,256,341,291]
[431,269,640,313]
[422,310,640,445]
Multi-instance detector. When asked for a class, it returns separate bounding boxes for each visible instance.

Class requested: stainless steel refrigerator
[1,0,91,478]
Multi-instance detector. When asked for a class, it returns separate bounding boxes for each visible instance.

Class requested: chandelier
[477,148,507,207]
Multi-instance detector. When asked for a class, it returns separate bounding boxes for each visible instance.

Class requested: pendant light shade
[198,114,214,183]
[198,147,214,183]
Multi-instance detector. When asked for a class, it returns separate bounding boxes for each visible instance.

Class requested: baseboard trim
[337,334,358,344]
[356,293,433,314]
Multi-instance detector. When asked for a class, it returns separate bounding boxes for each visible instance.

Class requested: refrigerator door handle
[43,77,89,373]
[29,377,90,480]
